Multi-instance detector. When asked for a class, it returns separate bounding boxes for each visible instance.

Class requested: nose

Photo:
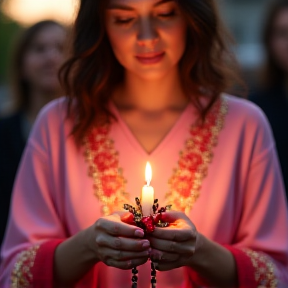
[45,46,63,62]
[137,17,159,49]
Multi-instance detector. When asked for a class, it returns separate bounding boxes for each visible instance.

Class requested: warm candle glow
[145,162,152,186]
[1,0,80,26]
[141,162,154,216]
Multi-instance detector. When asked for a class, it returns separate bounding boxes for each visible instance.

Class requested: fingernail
[135,229,144,237]
[142,240,150,248]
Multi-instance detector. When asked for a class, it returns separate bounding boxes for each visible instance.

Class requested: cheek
[162,22,187,59]
[22,56,37,79]
[23,54,43,73]
[271,38,288,60]
[106,28,135,64]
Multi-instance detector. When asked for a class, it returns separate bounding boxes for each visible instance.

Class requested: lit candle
[141,162,154,216]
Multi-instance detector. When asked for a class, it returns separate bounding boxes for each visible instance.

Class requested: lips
[135,52,165,64]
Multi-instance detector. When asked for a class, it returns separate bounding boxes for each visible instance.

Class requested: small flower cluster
[124,199,172,233]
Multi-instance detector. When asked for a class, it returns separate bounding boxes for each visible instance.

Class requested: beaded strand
[132,267,138,288]
[151,262,157,288]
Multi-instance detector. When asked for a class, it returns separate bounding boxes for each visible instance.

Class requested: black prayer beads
[151,262,157,288]
[132,267,138,288]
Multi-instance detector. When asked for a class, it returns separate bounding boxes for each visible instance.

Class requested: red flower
[141,216,155,233]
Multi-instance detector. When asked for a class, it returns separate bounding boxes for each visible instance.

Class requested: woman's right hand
[88,212,151,269]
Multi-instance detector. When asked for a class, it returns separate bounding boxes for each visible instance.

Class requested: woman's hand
[147,211,202,271]
[146,211,237,286]
[89,212,151,270]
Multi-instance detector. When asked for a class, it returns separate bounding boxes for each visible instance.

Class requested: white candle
[141,162,154,216]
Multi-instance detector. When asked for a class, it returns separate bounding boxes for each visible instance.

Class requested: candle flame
[145,162,152,186]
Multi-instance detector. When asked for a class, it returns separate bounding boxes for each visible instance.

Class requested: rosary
[124,198,172,288]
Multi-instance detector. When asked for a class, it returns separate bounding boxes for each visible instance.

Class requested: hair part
[60,0,244,146]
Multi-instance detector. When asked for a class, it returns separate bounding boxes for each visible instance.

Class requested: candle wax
[141,185,154,216]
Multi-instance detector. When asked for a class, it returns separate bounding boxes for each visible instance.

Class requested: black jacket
[0,112,26,247]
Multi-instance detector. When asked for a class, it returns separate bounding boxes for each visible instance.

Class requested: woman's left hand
[146,211,202,271]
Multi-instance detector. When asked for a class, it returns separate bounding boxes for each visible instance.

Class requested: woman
[1,0,288,287]
[0,20,67,247]
[250,0,288,199]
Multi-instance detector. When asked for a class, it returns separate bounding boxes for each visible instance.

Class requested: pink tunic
[1,94,288,288]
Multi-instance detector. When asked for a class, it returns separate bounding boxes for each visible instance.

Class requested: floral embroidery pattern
[166,97,228,213]
[243,249,278,288]
[11,245,40,288]
[85,125,129,215]
[85,97,227,215]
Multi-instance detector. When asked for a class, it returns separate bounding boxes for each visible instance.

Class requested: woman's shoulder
[37,96,69,122]
[28,97,71,148]
[223,94,275,149]
[223,94,269,126]
[32,96,71,132]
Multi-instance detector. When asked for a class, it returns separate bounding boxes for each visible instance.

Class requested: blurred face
[105,0,187,80]
[22,24,66,94]
[270,8,288,72]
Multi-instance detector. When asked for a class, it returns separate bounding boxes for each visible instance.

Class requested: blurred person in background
[0,20,67,247]
[0,0,288,287]
[250,0,288,200]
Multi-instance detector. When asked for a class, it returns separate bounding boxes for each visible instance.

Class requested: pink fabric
[1,94,288,288]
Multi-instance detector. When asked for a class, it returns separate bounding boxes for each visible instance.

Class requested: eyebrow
[107,0,174,11]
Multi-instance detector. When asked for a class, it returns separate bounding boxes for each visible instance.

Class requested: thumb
[160,210,188,223]
[120,212,136,225]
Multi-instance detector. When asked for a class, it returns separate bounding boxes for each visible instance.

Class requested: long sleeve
[224,142,288,287]
[185,98,288,288]
[0,106,67,287]
[223,103,288,287]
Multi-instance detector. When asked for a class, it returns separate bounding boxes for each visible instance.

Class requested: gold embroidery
[85,97,227,215]
[84,125,129,215]
[243,249,278,288]
[11,245,40,288]
[166,97,228,214]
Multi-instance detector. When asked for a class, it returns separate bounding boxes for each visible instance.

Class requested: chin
[133,67,173,81]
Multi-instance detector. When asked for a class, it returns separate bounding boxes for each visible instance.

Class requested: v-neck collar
[109,101,194,158]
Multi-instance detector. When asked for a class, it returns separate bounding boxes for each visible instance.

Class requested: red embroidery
[166,98,228,213]
[85,97,227,215]
[85,125,129,215]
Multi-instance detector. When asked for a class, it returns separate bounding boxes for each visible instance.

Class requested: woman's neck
[113,67,188,112]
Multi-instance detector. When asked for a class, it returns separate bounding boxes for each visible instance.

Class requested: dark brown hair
[262,0,288,88]
[11,20,65,112]
[60,0,243,145]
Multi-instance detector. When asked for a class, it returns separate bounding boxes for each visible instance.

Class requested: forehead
[30,25,65,45]
[107,0,174,9]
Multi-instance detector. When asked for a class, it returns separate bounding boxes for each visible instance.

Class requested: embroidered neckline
[166,97,228,213]
[84,97,228,215]
[84,126,129,215]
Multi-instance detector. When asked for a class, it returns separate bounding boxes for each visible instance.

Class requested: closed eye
[158,10,176,18]
[115,17,134,25]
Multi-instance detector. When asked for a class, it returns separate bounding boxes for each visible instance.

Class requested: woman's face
[270,8,288,72]
[22,24,66,94]
[105,0,187,80]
